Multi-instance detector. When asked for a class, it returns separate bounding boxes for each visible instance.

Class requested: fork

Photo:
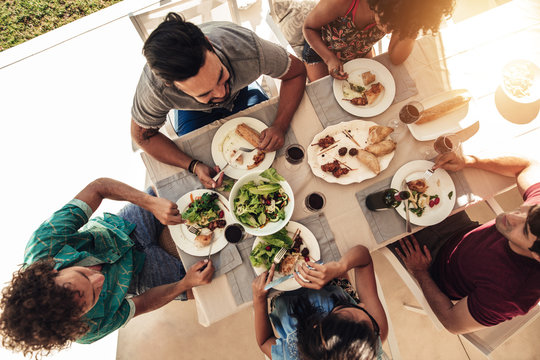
[187,225,201,236]
[273,247,287,265]
[212,147,256,181]
[423,167,435,180]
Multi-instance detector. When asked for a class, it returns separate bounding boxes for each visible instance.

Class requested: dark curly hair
[292,294,378,360]
[143,12,213,85]
[368,0,455,39]
[0,259,89,358]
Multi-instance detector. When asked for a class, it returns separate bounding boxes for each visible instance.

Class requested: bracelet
[188,159,199,173]
[192,161,200,175]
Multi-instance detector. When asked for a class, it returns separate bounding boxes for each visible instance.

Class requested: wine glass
[399,101,424,124]
[433,134,461,155]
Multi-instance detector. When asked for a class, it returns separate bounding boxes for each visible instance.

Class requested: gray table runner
[154,171,244,277]
[306,53,418,128]
[227,212,341,306]
[355,170,479,244]
[175,100,298,166]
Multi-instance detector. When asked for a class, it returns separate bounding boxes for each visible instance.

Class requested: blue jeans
[118,188,187,300]
[174,82,269,136]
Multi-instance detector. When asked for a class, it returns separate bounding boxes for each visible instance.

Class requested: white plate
[211,117,276,179]
[229,170,294,236]
[407,89,477,141]
[169,190,234,257]
[333,58,396,117]
[307,120,396,185]
[390,160,456,226]
[251,221,321,291]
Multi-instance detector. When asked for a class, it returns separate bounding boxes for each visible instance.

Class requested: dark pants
[174,82,269,136]
[117,188,187,299]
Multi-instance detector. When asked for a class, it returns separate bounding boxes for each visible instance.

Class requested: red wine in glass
[304,192,326,211]
[225,223,244,243]
[285,144,305,164]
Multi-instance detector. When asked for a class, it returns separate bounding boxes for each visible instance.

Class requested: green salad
[181,192,223,227]
[250,228,292,270]
[233,168,290,228]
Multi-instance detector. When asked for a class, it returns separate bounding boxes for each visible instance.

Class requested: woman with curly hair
[252,245,388,359]
[303,0,455,81]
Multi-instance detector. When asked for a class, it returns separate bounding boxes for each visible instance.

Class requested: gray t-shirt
[131,21,290,129]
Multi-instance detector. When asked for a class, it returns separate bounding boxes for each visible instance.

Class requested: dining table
[140,0,540,329]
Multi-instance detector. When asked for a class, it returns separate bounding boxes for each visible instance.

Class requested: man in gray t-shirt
[131,13,306,189]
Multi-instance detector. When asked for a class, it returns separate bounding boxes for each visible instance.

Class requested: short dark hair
[291,294,378,360]
[143,12,213,85]
[367,0,455,39]
[527,205,540,255]
[0,260,89,358]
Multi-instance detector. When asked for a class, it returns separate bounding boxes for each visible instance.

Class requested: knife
[401,179,412,233]
[264,260,324,291]
[212,150,244,181]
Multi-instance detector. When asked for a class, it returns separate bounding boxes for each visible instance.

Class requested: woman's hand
[252,264,275,302]
[194,163,224,189]
[326,58,348,80]
[294,260,345,289]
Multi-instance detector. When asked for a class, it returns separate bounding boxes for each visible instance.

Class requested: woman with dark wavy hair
[252,245,388,359]
[302,0,455,81]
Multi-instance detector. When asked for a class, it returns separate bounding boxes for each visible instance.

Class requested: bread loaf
[415,95,471,125]
[235,123,261,148]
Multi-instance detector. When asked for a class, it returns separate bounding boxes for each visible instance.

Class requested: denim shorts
[302,42,324,64]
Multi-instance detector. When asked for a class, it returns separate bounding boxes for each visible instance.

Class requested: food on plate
[348,95,368,106]
[248,150,266,170]
[312,135,336,149]
[338,147,348,156]
[365,82,384,104]
[362,71,376,86]
[233,168,290,228]
[249,228,292,270]
[407,191,440,217]
[194,231,213,248]
[356,149,380,175]
[280,253,300,275]
[415,94,471,125]
[503,62,534,98]
[181,192,226,228]
[321,160,350,178]
[407,178,429,193]
[367,125,394,144]
[342,81,365,100]
[233,151,244,164]
[365,139,396,157]
[235,123,262,148]
[348,148,358,156]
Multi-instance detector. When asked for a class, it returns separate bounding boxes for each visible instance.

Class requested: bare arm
[131,260,214,317]
[75,177,183,225]
[397,237,486,334]
[259,55,307,152]
[434,152,540,196]
[295,245,389,341]
[387,34,415,65]
[131,120,223,189]
[252,265,277,357]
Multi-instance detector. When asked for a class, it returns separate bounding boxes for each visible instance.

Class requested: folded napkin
[306,53,418,128]
[175,100,298,166]
[355,170,479,244]
[154,171,244,277]
[227,213,341,305]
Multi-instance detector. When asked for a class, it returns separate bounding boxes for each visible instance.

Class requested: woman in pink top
[303,0,454,81]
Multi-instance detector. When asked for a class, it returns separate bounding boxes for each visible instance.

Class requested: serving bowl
[229,170,294,236]
[501,59,540,104]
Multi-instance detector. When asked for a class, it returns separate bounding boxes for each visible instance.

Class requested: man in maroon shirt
[395,152,540,334]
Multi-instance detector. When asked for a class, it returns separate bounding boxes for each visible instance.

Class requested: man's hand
[293,260,345,289]
[252,264,275,302]
[182,259,214,289]
[326,58,348,80]
[259,125,285,152]
[433,151,467,172]
[194,163,224,189]
[149,196,184,225]
[396,235,432,278]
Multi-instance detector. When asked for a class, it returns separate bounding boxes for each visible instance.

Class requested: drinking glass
[285,144,305,164]
[303,192,326,212]
[224,223,245,243]
[399,101,424,124]
[433,134,461,155]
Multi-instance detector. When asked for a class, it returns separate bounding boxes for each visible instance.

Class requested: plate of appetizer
[501,59,539,104]
[307,120,396,184]
[408,89,477,141]
[250,221,320,291]
[333,58,396,117]
[169,189,234,256]
[211,117,276,179]
[230,168,294,236]
[390,160,456,226]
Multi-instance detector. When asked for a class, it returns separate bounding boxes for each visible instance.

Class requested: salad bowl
[229,168,294,236]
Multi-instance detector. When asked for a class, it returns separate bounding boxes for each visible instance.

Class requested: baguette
[235,123,261,148]
[415,95,471,125]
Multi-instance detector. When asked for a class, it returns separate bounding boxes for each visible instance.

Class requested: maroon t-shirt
[433,183,540,326]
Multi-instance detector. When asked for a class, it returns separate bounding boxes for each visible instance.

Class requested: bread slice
[415,95,471,125]
[235,123,261,148]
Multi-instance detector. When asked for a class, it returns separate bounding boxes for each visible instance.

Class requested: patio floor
[0,0,537,359]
